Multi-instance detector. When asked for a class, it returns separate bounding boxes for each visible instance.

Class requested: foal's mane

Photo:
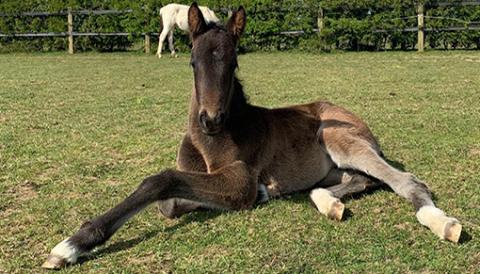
[231,77,249,114]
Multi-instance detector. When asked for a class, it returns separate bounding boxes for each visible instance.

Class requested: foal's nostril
[198,110,224,134]
[199,111,208,128]
[215,112,225,125]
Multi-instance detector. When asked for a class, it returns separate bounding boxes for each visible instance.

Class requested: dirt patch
[7,180,40,202]
[469,147,480,157]
[0,207,18,218]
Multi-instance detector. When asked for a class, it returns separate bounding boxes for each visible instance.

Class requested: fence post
[67,9,74,54]
[317,7,324,33]
[144,33,151,54]
[417,3,425,52]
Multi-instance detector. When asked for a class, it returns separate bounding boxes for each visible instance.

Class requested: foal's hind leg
[325,137,461,242]
[310,169,381,220]
[324,169,382,198]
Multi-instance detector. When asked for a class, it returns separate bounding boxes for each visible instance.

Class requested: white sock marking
[50,238,81,263]
[416,205,459,239]
[310,188,339,215]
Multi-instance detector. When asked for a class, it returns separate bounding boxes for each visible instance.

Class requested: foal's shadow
[163,209,224,234]
[77,209,223,264]
[82,229,160,262]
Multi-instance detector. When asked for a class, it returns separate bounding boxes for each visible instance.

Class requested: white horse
[156,3,220,58]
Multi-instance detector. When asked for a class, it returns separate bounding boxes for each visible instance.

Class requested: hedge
[0,0,479,52]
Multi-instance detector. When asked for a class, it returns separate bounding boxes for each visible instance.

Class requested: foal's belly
[261,143,333,197]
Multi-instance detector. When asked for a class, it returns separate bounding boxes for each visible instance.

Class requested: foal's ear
[227,6,246,43]
[188,2,207,39]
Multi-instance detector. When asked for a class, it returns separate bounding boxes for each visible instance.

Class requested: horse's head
[188,3,246,135]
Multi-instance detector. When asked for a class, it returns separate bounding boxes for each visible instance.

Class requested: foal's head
[188,3,246,135]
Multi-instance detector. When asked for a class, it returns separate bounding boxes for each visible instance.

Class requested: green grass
[1,51,479,273]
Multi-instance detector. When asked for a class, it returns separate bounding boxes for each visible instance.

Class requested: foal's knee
[138,169,175,196]
[157,198,202,219]
[218,161,257,210]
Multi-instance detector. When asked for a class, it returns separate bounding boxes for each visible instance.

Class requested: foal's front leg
[157,134,208,219]
[42,161,257,269]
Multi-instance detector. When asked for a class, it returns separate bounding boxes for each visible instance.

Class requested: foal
[42,3,462,269]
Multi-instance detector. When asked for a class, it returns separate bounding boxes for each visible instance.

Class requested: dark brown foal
[42,3,461,270]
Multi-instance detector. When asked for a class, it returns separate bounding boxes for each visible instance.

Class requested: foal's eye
[190,60,196,68]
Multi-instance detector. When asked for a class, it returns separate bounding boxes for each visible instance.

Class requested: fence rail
[374,26,480,33]
[0,9,133,17]
[0,9,149,54]
[0,32,162,37]
[435,1,480,6]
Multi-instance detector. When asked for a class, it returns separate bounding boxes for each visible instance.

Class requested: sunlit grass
[1,51,479,273]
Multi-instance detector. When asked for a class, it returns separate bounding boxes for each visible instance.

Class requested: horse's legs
[156,22,172,58]
[42,161,257,269]
[325,138,461,242]
[168,30,177,58]
[310,169,380,221]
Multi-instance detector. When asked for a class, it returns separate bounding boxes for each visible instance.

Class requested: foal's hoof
[328,200,345,221]
[157,54,162,59]
[41,254,67,270]
[416,206,462,243]
[310,189,344,221]
[444,221,462,243]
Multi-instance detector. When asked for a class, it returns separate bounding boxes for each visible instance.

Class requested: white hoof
[42,238,81,269]
[310,189,344,221]
[416,206,462,242]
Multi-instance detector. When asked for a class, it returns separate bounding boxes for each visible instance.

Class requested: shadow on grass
[163,209,224,234]
[77,210,224,264]
[458,229,472,244]
[77,229,160,264]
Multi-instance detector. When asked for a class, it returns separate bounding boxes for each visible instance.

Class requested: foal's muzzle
[199,110,225,135]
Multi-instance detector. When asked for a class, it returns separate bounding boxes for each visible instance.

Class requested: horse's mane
[231,77,249,114]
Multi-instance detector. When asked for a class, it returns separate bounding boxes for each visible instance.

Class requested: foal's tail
[325,138,462,242]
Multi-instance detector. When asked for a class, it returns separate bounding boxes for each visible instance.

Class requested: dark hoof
[41,254,67,270]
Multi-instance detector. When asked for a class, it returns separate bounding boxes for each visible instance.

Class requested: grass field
[1,51,479,273]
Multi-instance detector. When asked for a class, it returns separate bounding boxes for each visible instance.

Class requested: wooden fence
[0,9,158,54]
[316,1,480,52]
[1,2,480,53]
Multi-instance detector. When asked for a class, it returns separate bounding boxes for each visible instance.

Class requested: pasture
[1,51,479,273]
